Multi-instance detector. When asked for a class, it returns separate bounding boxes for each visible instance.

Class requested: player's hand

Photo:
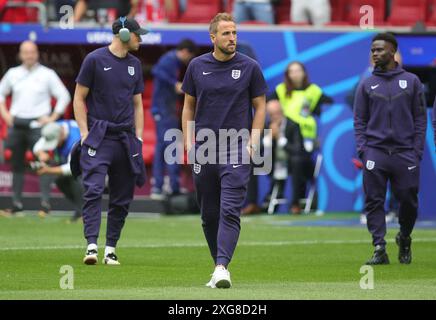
[36,165,49,176]
[37,151,50,163]
[37,115,52,126]
[80,133,88,145]
[3,113,14,127]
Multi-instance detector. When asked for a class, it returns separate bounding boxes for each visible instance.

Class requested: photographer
[33,121,83,222]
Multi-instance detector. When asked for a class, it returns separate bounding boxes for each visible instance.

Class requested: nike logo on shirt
[233,164,242,168]
[202,72,212,75]
[371,84,379,90]
[104,67,112,71]
[408,166,416,170]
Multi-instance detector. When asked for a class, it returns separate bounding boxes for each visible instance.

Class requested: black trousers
[289,155,315,207]
[55,175,84,215]
[5,125,51,205]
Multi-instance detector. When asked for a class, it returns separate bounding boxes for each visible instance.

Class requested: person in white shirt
[0,41,71,216]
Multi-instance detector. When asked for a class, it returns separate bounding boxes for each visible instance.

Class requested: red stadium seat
[275,0,291,24]
[330,0,347,23]
[0,0,43,23]
[387,0,427,26]
[177,0,222,23]
[225,0,235,13]
[164,0,181,22]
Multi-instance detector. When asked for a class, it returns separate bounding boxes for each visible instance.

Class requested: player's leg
[80,142,110,264]
[250,1,275,24]
[104,139,136,265]
[29,127,52,216]
[309,0,331,26]
[55,176,84,221]
[164,116,181,195]
[193,163,221,264]
[151,114,166,198]
[289,155,305,214]
[291,0,309,24]
[208,163,250,288]
[362,148,390,265]
[391,150,420,264]
[233,1,251,24]
[7,127,27,212]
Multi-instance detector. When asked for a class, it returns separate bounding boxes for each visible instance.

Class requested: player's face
[128,33,141,51]
[19,41,39,68]
[287,63,305,86]
[371,40,394,68]
[212,21,237,55]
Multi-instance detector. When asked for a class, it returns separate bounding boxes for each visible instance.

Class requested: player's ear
[210,33,216,45]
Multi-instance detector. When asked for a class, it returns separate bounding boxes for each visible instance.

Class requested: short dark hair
[372,33,398,51]
[176,39,197,54]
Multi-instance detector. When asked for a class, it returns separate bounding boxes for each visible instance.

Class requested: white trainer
[83,249,98,265]
[206,266,232,289]
[103,252,120,265]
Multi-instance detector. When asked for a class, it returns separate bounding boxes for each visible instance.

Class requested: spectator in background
[33,121,83,222]
[269,61,332,214]
[150,39,197,200]
[233,0,275,24]
[0,41,70,216]
[259,100,289,213]
[291,0,331,26]
[74,0,139,22]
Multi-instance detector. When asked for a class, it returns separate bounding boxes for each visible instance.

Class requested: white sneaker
[83,249,98,265]
[205,266,232,289]
[103,252,120,265]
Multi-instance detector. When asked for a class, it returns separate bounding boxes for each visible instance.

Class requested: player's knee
[395,188,418,205]
[221,208,241,223]
[201,212,220,226]
[83,182,105,200]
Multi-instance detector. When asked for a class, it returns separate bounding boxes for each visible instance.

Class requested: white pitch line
[2,238,436,251]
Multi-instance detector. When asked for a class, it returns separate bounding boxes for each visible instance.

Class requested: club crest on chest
[193,163,201,174]
[128,66,135,76]
[88,147,96,157]
[399,80,407,89]
[231,69,241,79]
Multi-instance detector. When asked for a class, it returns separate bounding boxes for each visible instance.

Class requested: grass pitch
[1,212,436,300]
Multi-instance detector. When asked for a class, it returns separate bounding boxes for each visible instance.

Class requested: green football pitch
[1,212,436,300]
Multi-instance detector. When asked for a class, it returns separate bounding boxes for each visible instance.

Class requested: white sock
[215,265,226,271]
[105,246,115,256]
[87,243,97,252]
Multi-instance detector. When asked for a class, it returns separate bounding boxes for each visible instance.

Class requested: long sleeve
[353,81,369,159]
[412,77,427,160]
[48,70,71,115]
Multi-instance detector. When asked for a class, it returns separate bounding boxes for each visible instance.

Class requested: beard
[217,43,236,56]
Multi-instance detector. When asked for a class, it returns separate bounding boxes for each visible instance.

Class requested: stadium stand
[387,0,427,26]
